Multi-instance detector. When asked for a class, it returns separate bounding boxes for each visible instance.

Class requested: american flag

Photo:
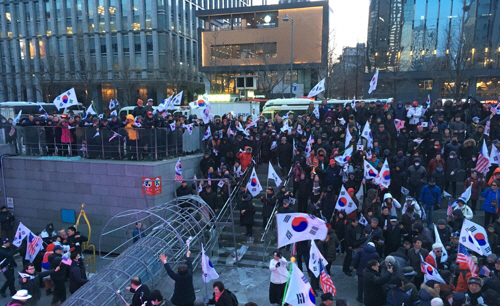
[457,244,478,276]
[25,232,43,263]
[485,119,491,136]
[319,259,337,296]
[447,198,453,216]
[394,119,405,131]
[476,140,491,173]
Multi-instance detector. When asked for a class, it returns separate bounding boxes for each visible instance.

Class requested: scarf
[215,290,224,302]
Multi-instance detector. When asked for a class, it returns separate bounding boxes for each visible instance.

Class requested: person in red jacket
[236,146,253,171]
[425,243,446,271]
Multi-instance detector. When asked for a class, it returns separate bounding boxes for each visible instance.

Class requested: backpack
[225,289,239,306]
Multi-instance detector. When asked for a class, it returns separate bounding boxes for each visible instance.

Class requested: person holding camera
[269,250,288,306]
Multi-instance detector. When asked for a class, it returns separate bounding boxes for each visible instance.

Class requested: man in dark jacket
[277,136,293,176]
[69,252,87,294]
[407,237,429,290]
[384,217,404,256]
[200,185,219,213]
[66,226,88,255]
[49,245,68,305]
[363,259,393,306]
[353,242,380,303]
[19,263,58,306]
[176,181,194,198]
[199,152,215,178]
[406,158,427,199]
[0,238,17,298]
[126,276,150,306]
[0,207,14,240]
[160,250,195,306]
[343,218,358,276]
[386,276,411,306]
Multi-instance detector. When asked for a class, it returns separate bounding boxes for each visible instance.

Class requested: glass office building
[0,0,249,108]
[365,0,500,101]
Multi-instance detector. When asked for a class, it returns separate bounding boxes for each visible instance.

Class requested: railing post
[135,130,139,161]
[118,133,122,160]
[37,126,42,155]
[154,128,158,161]
[101,129,105,158]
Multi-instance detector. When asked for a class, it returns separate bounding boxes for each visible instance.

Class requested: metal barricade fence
[12,125,203,161]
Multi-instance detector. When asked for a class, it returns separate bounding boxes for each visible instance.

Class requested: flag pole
[281,257,295,306]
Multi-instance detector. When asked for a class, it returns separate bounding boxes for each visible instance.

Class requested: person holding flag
[268,250,288,306]
[19,262,60,305]
[160,250,196,306]
[0,238,17,298]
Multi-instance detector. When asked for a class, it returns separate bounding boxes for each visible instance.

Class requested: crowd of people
[3,98,189,160]
[195,97,500,306]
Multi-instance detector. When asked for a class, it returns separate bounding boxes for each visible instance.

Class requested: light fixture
[410,50,413,56]
[433,50,437,55]
[264,15,271,23]
[472,48,475,54]
[375,52,378,56]
[446,49,450,54]
[421,50,426,55]
[485,47,488,52]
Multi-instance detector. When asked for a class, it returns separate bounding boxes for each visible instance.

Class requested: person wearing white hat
[7,289,31,305]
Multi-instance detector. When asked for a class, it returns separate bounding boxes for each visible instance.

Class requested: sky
[263,0,370,58]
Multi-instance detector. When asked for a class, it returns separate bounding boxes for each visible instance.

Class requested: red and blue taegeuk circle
[426,265,434,275]
[291,217,308,232]
[251,178,258,187]
[368,169,377,177]
[62,95,69,103]
[469,233,487,246]
[338,197,347,207]
[309,288,316,304]
[198,99,205,107]
[382,170,390,180]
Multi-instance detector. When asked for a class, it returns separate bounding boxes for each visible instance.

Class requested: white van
[262,98,319,118]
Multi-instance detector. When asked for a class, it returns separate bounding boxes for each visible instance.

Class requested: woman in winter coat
[269,251,288,306]
[69,252,88,294]
[382,193,401,216]
[59,119,75,156]
[418,280,441,306]
[208,281,233,306]
[481,181,500,228]
[160,251,195,306]
[321,229,339,274]
[427,153,446,176]
[363,189,379,216]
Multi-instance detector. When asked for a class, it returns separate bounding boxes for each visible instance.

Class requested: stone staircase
[215,163,282,269]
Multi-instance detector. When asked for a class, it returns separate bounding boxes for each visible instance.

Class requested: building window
[476,78,500,99]
[245,12,278,29]
[67,27,73,34]
[418,80,433,92]
[211,43,277,60]
[133,22,140,31]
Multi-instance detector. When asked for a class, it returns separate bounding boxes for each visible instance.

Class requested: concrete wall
[1,155,202,252]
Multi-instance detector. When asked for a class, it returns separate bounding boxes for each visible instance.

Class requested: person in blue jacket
[481,180,500,227]
[419,178,441,227]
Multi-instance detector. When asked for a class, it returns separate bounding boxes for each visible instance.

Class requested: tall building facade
[365,0,500,102]
[0,0,249,109]
[197,1,329,98]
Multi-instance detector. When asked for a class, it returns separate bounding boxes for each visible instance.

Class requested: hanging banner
[142,176,162,196]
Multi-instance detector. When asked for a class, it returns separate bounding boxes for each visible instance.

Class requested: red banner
[142,176,162,196]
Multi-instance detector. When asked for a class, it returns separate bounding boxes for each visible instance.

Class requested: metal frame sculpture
[62,195,217,306]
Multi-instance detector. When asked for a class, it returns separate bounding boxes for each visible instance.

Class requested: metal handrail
[261,165,293,261]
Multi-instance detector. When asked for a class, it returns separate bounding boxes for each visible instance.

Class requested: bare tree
[35,55,62,102]
[113,63,139,107]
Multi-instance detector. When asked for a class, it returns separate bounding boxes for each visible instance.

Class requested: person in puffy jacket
[481,181,500,228]
[407,158,427,199]
[363,259,393,306]
[463,171,485,213]
[160,250,195,306]
[353,242,380,303]
[419,178,441,226]
[236,146,253,171]
[69,252,87,294]
[419,280,441,306]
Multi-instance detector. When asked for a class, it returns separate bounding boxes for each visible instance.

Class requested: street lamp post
[283,14,294,97]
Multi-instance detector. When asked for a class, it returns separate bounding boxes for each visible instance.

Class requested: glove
[276,262,281,268]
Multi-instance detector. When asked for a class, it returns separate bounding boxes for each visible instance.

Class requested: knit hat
[467,277,482,287]
[385,255,396,265]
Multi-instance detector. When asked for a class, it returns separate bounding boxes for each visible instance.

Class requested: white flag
[25,232,44,263]
[13,222,30,247]
[421,256,446,283]
[345,127,352,148]
[433,224,449,262]
[283,263,316,306]
[313,105,320,119]
[335,185,357,214]
[490,145,500,164]
[201,244,219,283]
[86,104,97,115]
[459,185,472,203]
[375,159,391,188]
[368,69,379,94]
[297,125,303,135]
[307,78,325,98]
[202,126,211,140]
[268,162,282,187]
[276,213,328,248]
[170,122,176,131]
[356,182,364,203]
[53,88,79,110]
[364,160,379,180]
[361,122,373,148]
[334,147,353,166]
[171,91,183,106]
[12,110,22,125]
[246,167,262,197]
[110,110,117,117]
[305,135,312,158]
[459,219,492,256]
[309,239,327,277]
[359,214,368,226]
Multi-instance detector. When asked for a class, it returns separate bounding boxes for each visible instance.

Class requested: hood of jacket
[366,189,377,200]
[383,193,393,201]
[419,284,440,300]
[362,243,377,253]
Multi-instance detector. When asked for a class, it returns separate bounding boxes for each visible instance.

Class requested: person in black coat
[363,259,393,306]
[208,281,233,306]
[343,218,358,276]
[353,242,380,303]
[160,251,195,306]
[200,153,216,178]
[69,252,87,294]
[66,227,88,255]
[176,181,194,198]
[0,238,17,298]
[386,276,411,306]
[240,193,255,241]
[19,263,58,306]
[126,276,150,306]
[384,217,404,256]
[261,187,276,229]
[200,185,219,213]
[277,137,293,176]
[48,245,68,305]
